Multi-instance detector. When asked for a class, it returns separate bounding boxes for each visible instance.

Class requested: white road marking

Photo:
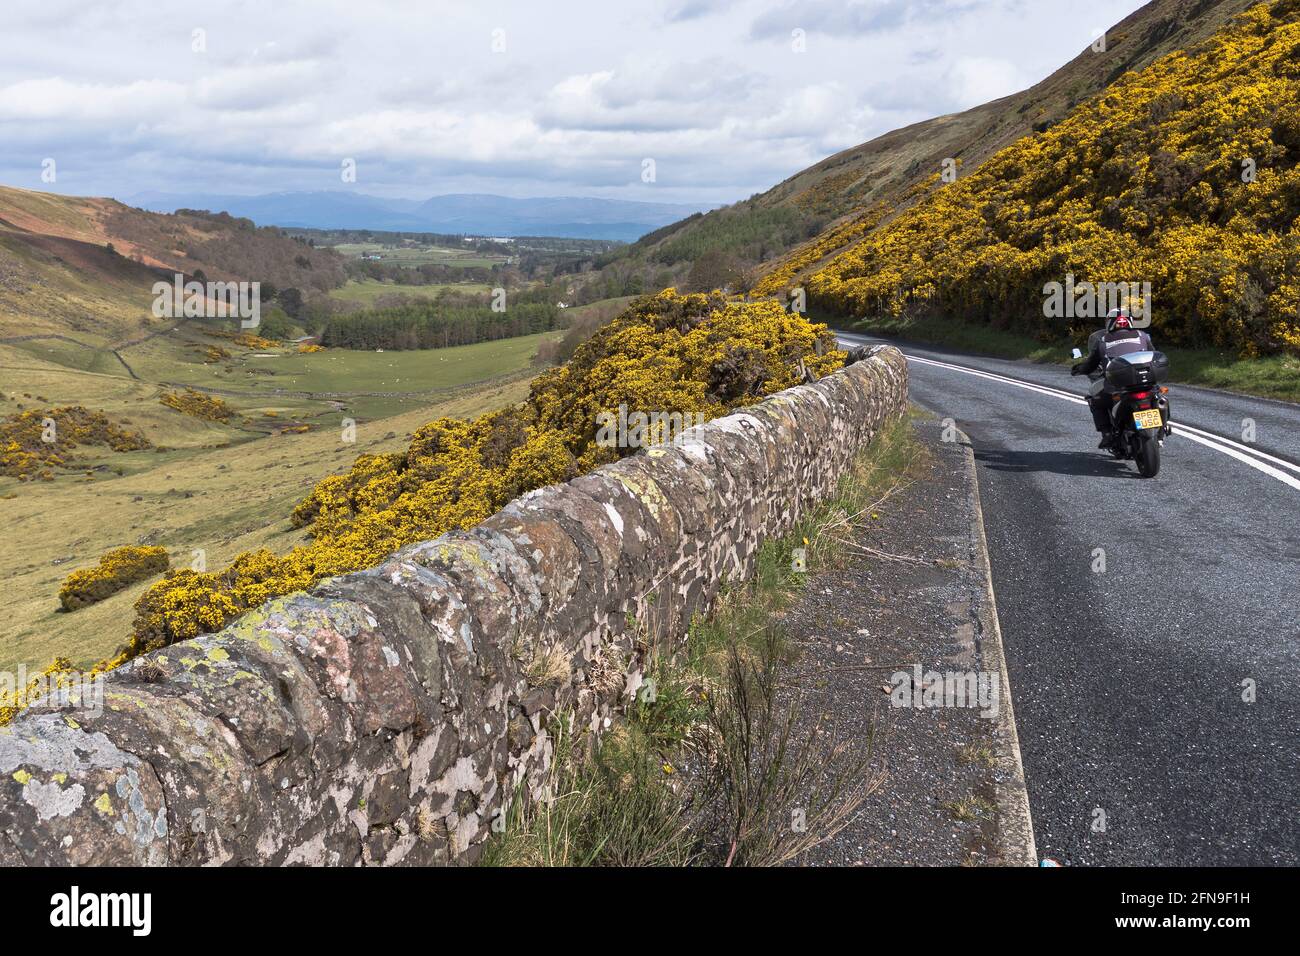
[1163,429,1300,492]
[865,346,1300,493]
[1169,420,1300,476]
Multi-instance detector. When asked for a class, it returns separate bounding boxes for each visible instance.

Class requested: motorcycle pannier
[1106,351,1169,388]
[1149,351,1170,383]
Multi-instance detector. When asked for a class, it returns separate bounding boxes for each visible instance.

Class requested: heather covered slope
[0,185,344,343]
[804,0,1300,357]
[596,0,1257,293]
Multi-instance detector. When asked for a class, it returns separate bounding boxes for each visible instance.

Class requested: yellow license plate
[1133,409,1163,430]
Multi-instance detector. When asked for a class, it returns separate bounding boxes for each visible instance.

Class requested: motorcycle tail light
[1131,391,1151,399]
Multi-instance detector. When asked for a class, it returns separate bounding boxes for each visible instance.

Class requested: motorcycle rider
[1071,307,1155,449]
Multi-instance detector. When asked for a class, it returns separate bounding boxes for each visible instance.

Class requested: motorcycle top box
[1105,350,1170,389]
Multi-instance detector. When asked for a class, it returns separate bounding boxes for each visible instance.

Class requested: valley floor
[0,327,558,672]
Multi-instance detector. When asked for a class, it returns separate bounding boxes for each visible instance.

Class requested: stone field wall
[0,345,907,865]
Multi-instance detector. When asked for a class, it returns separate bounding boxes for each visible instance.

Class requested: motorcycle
[1071,347,1172,478]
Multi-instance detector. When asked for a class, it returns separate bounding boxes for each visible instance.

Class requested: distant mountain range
[123,191,715,242]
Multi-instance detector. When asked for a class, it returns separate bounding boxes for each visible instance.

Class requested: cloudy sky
[0,0,1148,208]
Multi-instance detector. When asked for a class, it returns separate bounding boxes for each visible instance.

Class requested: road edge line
[957,426,1038,867]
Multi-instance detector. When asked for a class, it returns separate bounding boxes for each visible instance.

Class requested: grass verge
[840,313,1300,404]
[482,410,932,866]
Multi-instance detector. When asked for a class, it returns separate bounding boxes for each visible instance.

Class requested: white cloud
[0,77,186,122]
[942,56,1028,110]
[193,61,326,111]
[0,0,1151,204]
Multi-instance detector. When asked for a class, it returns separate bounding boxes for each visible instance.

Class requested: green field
[3,325,562,427]
[0,328,559,673]
[253,332,554,392]
[211,331,558,418]
[106,325,561,419]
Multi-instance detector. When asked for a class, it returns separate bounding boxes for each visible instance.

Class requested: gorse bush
[797,2,1300,357]
[232,331,279,350]
[752,200,893,299]
[0,406,150,480]
[110,291,842,666]
[59,546,169,611]
[159,388,234,422]
[533,298,633,366]
[0,657,80,726]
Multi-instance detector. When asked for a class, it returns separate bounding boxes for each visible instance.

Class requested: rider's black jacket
[1077,327,1154,379]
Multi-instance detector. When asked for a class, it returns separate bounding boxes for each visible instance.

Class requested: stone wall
[0,345,907,866]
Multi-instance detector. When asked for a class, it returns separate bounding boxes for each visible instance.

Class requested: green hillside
[0,185,345,344]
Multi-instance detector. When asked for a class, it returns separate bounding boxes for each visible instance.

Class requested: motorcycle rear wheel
[1135,432,1161,478]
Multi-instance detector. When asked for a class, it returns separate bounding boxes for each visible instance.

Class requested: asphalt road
[839,331,1300,866]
